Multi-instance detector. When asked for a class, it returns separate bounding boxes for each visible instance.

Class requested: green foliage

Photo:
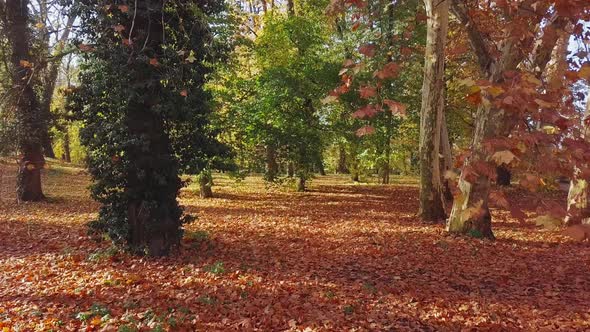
[210,6,341,186]
[76,303,110,321]
[205,261,225,275]
[69,0,226,255]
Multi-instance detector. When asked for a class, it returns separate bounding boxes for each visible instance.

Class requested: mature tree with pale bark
[446,0,583,238]
[418,0,450,222]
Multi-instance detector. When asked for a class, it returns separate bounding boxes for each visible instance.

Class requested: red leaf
[359,86,377,99]
[356,125,375,137]
[359,44,376,58]
[383,99,407,116]
[352,105,379,119]
[374,62,400,80]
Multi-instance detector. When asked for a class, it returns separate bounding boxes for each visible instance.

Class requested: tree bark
[63,129,71,163]
[297,174,306,192]
[261,0,267,13]
[566,85,590,225]
[418,0,449,222]
[441,113,453,201]
[125,0,183,257]
[7,0,46,202]
[337,145,349,174]
[287,0,294,16]
[199,171,214,198]
[265,144,278,181]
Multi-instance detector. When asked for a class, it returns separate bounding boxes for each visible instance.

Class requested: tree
[446,1,580,238]
[418,0,449,222]
[566,90,590,225]
[4,0,46,201]
[33,0,76,159]
[72,0,224,256]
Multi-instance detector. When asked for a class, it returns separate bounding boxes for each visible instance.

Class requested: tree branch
[450,0,493,73]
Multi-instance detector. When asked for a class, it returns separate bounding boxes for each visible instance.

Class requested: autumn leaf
[112,24,125,33]
[78,44,95,52]
[356,125,375,136]
[321,95,338,104]
[562,224,590,242]
[359,44,376,57]
[118,5,129,13]
[491,150,517,165]
[374,62,400,80]
[352,105,379,119]
[383,99,407,117]
[578,64,590,80]
[180,90,188,97]
[359,86,377,99]
[19,60,32,68]
[149,58,159,66]
[489,191,510,209]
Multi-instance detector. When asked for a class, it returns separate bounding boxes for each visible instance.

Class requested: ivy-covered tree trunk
[7,0,46,202]
[418,0,449,222]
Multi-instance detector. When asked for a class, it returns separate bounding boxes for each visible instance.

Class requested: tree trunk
[566,88,590,225]
[199,171,213,198]
[287,162,295,177]
[418,0,449,222]
[287,0,294,16]
[265,144,278,181]
[63,129,71,163]
[125,0,183,257]
[39,14,75,159]
[7,0,46,202]
[337,145,349,174]
[317,157,326,176]
[261,0,267,13]
[496,165,511,186]
[441,113,454,201]
[297,175,306,192]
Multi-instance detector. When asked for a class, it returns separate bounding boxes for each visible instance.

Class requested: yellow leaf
[321,95,338,105]
[486,86,505,98]
[90,316,102,326]
[491,150,516,165]
[19,60,32,68]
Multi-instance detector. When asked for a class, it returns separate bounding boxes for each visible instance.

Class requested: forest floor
[0,160,589,331]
